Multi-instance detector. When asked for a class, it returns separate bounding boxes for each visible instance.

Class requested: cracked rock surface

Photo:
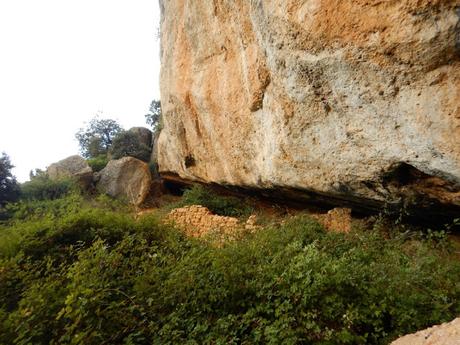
[158,0,460,214]
[97,157,152,206]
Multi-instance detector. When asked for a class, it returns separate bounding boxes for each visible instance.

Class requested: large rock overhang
[157,0,460,223]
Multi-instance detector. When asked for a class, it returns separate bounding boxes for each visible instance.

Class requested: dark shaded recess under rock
[161,165,460,231]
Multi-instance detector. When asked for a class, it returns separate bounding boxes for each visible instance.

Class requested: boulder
[47,155,93,189]
[47,155,92,180]
[157,0,460,219]
[391,318,460,345]
[128,127,152,149]
[97,157,152,205]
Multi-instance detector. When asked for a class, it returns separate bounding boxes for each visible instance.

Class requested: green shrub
[0,207,11,222]
[91,193,132,213]
[75,117,123,159]
[86,155,109,172]
[0,209,132,261]
[179,184,253,217]
[1,196,460,344]
[5,193,83,222]
[0,194,131,259]
[131,218,460,344]
[20,176,77,201]
[9,261,69,345]
[110,130,151,162]
[0,152,20,207]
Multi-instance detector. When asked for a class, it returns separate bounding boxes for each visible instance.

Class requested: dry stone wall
[165,205,258,238]
[313,208,352,233]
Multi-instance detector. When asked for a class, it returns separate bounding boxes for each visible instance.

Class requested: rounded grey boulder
[97,157,152,205]
[47,155,92,179]
[128,127,152,149]
[47,155,93,190]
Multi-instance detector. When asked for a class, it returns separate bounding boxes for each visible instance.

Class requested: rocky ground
[391,317,460,345]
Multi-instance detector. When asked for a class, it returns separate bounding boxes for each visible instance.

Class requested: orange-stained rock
[158,1,460,214]
[314,208,352,233]
[165,205,241,237]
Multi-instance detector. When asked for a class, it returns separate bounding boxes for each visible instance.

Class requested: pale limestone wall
[391,318,460,345]
[158,0,460,209]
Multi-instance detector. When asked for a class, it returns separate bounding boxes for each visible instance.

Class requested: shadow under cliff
[160,165,460,231]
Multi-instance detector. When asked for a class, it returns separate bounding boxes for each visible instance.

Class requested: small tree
[0,152,20,206]
[145,100,162,132]
[75,117,123,158]
[86,136,107,158]
[110,131,151,162]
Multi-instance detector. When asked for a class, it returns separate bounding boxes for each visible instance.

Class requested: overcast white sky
[0,0,161,181]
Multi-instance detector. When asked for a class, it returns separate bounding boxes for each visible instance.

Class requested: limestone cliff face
[157,0,460,214]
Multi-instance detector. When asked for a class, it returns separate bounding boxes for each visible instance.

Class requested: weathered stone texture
[158,0,460,212]
[165,205,240,237]
[97,157,152,205]
[165,205,259,238]
[391,317,460,345]
[47,155,92,180]
[128,127,152,150]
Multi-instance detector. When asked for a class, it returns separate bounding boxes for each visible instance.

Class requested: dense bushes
[1,192,459,344]
[20,175,77,201]
[0,174,79,221]
[75,117,123,159]
[0,153,20,207]
[86,155,109,172]
[110,130,151,162]
[179,184,253,217]
[75,116,153,164]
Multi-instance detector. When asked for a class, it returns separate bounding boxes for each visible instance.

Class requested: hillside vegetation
[0,180,459,344]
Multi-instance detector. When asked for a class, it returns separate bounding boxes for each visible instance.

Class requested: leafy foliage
[20,175,77,201]
[1,192,459,344]
[86,155,109,172]
[179,184,253,217]
[0,153,20,207]
[145,100,162,132]
[110,130,151,162]
[75,116,123,158]
[4,193,84,224]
